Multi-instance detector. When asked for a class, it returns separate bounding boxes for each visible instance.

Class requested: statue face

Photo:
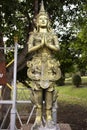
[38,15,48,27]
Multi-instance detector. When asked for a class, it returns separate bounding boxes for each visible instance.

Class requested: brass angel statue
[27,1,61,129]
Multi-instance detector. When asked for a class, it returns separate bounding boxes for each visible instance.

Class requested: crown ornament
[36,0,49,19]
[40,0,45,13]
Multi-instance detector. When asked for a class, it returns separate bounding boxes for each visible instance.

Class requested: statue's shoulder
[29,31,38,36]
[28,32,37,40]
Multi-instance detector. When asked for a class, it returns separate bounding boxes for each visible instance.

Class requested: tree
[0,0,87,127]
[0,0,87,76]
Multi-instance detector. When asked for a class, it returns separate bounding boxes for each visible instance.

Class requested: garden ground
[57,76,87,130]
[58,101,87,130]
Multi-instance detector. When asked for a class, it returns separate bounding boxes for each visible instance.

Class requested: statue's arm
[46,35,60,52]
[27,34,43,53]
[53,35,60,50]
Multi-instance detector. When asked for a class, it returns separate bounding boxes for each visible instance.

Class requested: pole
[10,36,18,130]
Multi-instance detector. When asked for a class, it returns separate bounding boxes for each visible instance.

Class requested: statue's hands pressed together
[41,36,45,47]
[44,35,60,52]
[28,35,44,53]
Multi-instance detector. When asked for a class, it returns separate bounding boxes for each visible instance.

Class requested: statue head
[34,1,51,32]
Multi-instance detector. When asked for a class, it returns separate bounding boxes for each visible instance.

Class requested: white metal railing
[0,99,35,129]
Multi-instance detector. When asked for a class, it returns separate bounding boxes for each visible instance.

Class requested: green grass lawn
[57,86,87,107]
[57,76,87,107]
[81,76,87,84]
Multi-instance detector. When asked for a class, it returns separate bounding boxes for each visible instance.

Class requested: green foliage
[0,0,87,79]
[72,74,82,87]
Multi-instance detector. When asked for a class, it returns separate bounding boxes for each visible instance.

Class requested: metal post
[10,37,18,130]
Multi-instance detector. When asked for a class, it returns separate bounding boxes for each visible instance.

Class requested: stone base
[38,124,60,130]
[59,123,72,130]
[20,123,71,130]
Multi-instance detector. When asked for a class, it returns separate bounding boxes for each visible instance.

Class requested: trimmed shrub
[56,76,65,86]
[72,74,82,87]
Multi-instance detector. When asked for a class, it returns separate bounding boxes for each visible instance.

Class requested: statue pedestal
[39,128,58,130]
[20,123,71,130]
[38,124,60,130]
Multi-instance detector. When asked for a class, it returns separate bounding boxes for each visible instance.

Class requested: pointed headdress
[36,0,49,19]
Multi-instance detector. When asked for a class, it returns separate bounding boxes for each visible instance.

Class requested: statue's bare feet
[45,120,55,128]
[31,121,43,130]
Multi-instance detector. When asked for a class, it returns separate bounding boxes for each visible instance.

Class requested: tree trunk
[34,0,39,17]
